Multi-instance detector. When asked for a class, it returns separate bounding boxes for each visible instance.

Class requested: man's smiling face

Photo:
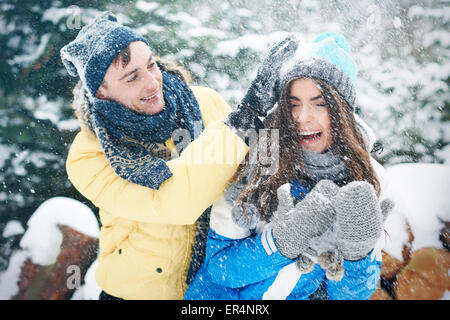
[96,41,165,115]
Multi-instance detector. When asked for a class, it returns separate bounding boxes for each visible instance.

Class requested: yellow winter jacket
[66,86,249,299]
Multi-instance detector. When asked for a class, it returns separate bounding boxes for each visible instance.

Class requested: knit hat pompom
[313,32,356,83]
[314,32,351,53]
[278,32,357,110]
[60,11,148,98]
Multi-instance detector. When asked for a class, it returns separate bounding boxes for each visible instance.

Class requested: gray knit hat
[60,11,149,98]
[279,32,357,110]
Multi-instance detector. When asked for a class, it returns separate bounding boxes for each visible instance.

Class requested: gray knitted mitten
[272,183,316,273]
[225,179,260,230]
[321,181,394,281]
[272,183,295,218]
[240,34,298,117]
[335,181,391,260]
[272,180,339,261]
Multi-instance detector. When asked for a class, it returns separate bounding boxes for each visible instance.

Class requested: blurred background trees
[0,0,448,271]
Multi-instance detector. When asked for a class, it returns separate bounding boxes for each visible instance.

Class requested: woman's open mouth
[299,131,322,145]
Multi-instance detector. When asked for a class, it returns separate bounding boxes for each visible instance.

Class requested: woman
[184,32,393,300]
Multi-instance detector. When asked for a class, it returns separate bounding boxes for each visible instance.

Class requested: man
[61,11,297,299]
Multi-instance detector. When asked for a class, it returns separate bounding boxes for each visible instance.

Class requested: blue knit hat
[60,11,149,98]
[279,32,357,110]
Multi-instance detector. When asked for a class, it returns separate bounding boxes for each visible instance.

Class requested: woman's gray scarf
[228,146,350,230]
[299,147,350,183]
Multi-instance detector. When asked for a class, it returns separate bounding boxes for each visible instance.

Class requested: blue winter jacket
[184,177,384,300]
[184,229,381,300]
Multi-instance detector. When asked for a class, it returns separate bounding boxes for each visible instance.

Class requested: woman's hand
[320,181,394,280]
[271,180,339,260]
[335,181,393,260]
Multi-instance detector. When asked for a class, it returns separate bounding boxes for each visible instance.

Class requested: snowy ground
[0,162,449,300]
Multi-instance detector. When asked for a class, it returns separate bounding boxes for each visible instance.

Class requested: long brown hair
[232,77,380,222]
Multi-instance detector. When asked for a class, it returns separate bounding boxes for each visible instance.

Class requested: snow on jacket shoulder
[66,86,248,300]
